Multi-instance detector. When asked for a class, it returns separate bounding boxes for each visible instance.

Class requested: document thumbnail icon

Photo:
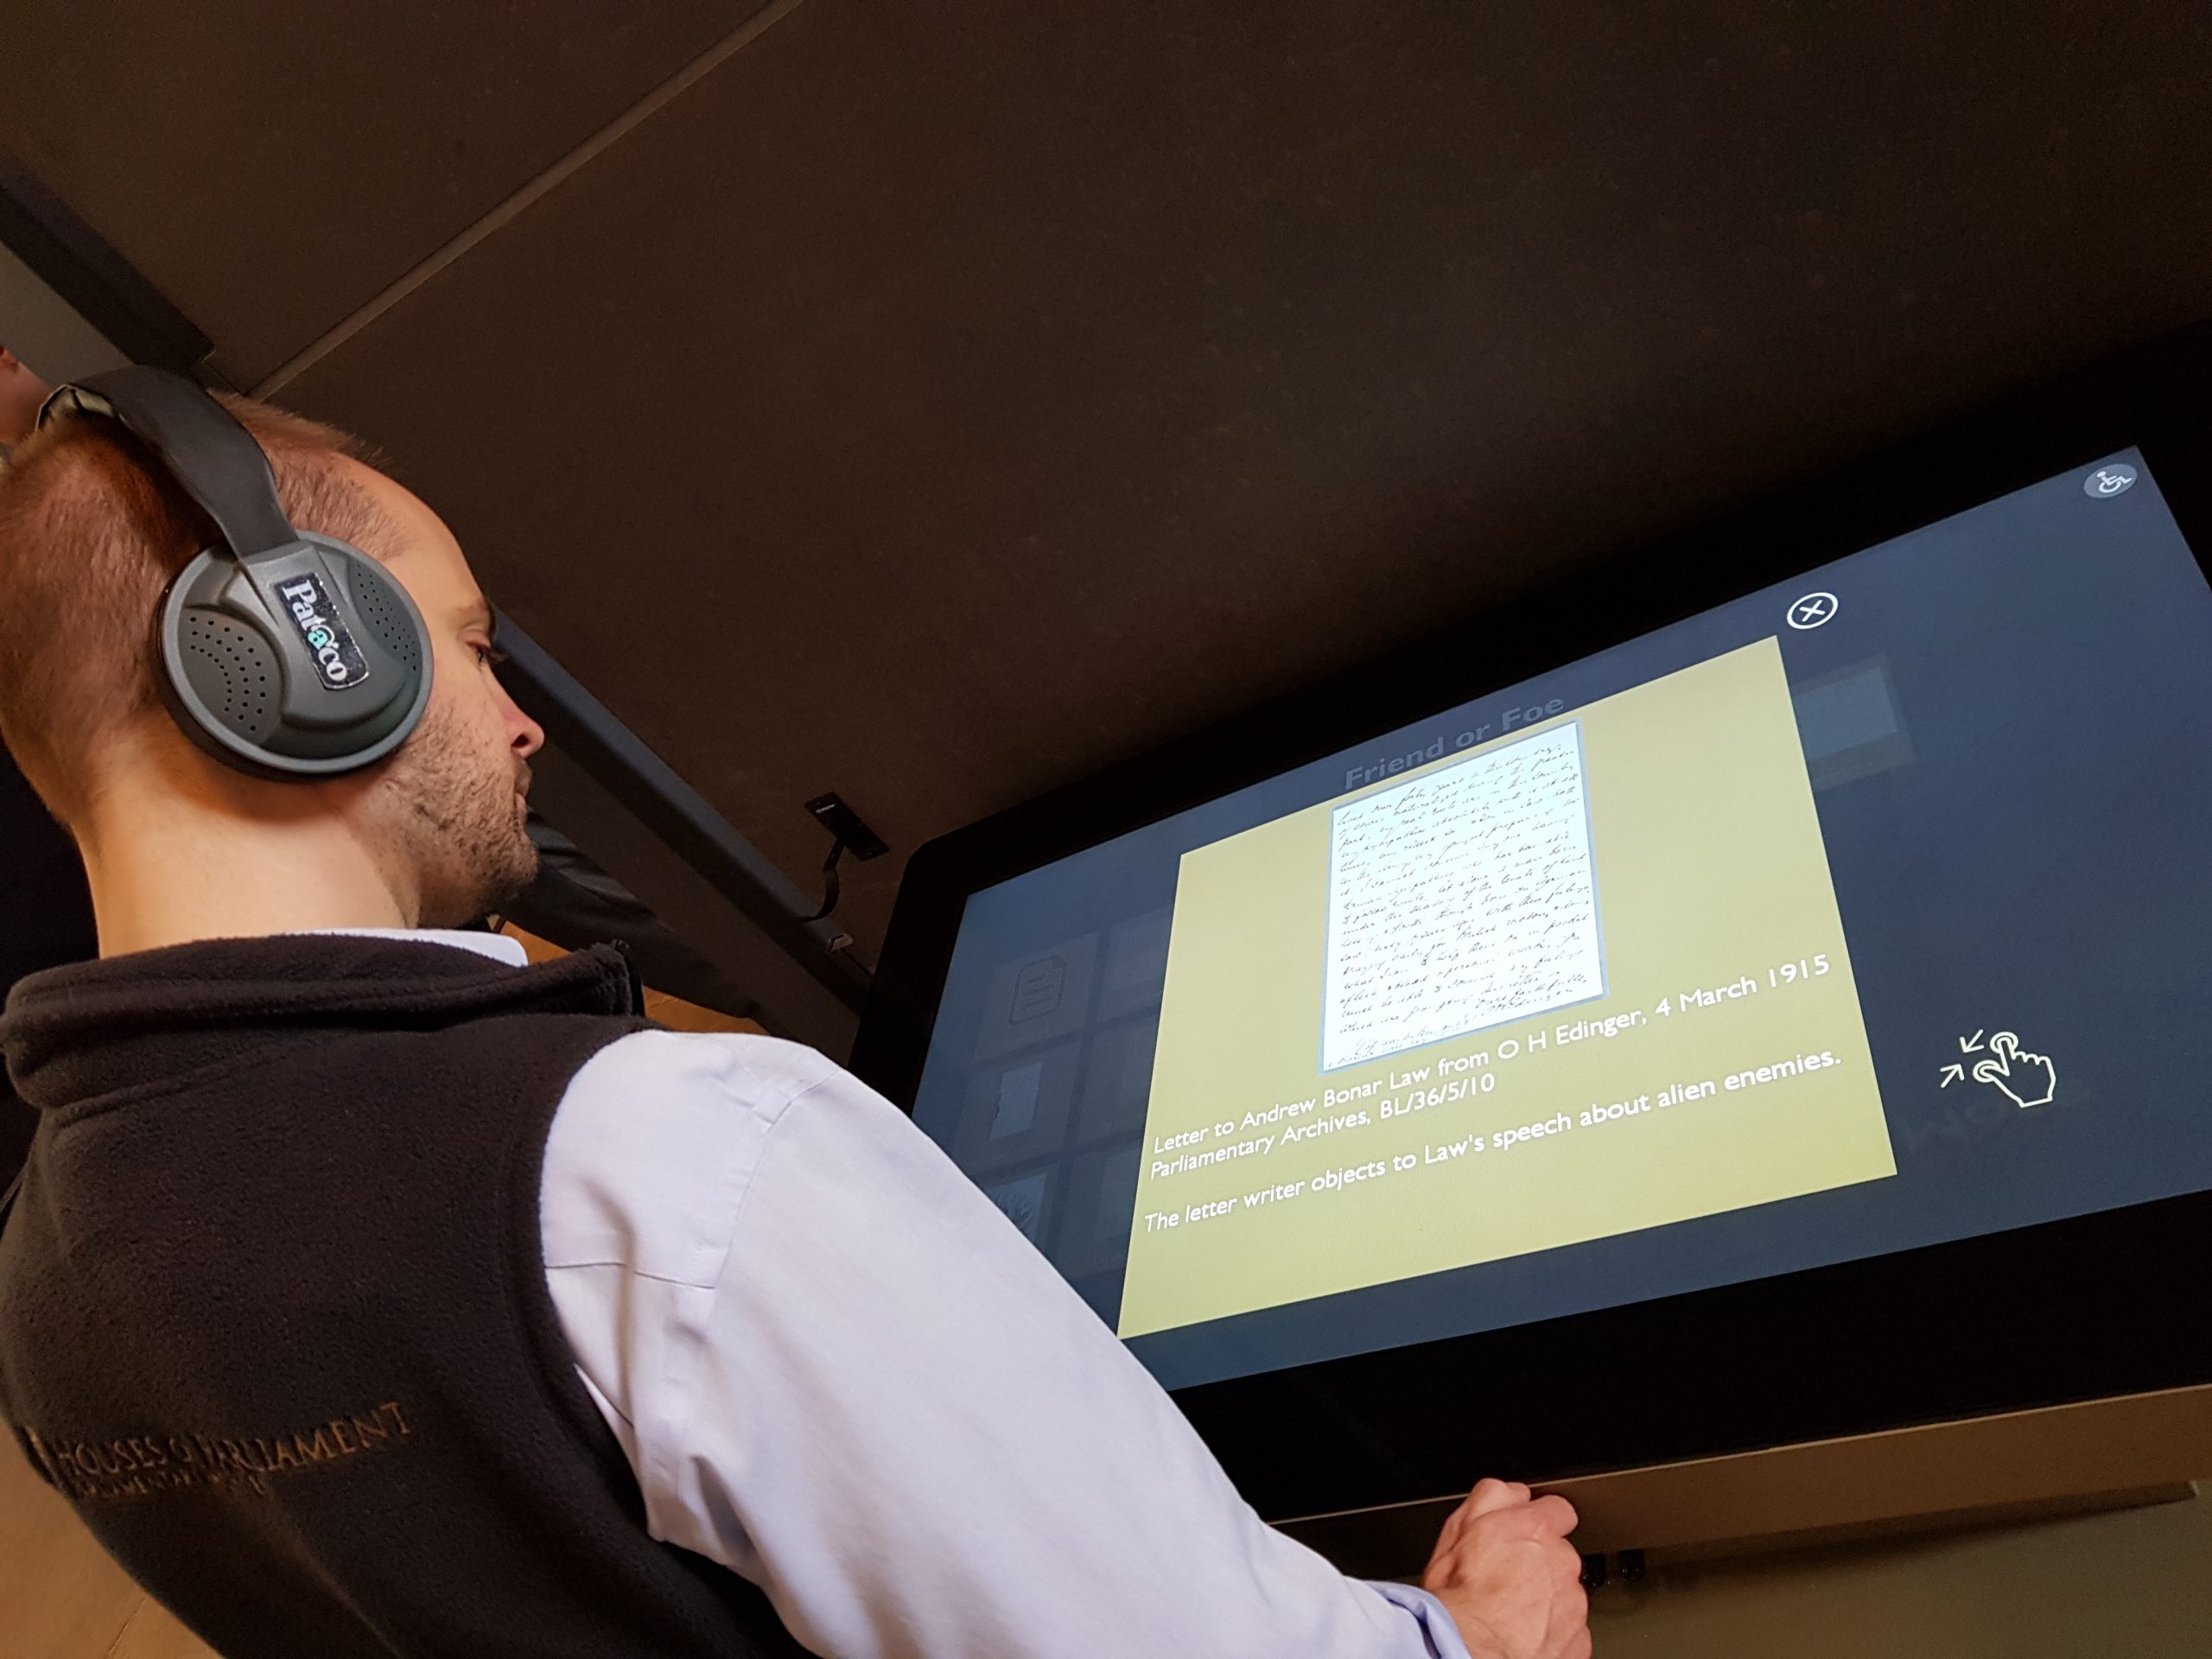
[1009,956,1067,1024]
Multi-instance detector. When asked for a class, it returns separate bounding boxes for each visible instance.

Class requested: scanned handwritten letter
[1322,722,1603,1068]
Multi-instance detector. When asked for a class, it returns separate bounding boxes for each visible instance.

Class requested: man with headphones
[0,368,1588,1659]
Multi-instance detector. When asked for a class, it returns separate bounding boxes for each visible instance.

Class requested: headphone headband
[39,370,298,560]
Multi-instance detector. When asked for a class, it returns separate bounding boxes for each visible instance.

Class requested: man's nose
[500,685,544,760]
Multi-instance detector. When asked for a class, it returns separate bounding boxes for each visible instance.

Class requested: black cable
[0,1167,22,1228]
[804,838,848,924]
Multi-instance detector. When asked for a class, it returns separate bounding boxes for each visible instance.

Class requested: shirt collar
[305,926,530,969]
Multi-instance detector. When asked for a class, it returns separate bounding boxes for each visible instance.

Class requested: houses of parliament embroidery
[16,1399,413,1503]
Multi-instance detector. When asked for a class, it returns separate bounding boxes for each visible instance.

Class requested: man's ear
[0,347,52,448]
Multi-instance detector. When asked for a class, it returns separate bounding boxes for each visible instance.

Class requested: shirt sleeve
[541,1030,1468,1659]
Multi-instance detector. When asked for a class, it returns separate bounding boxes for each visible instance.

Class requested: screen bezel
[853,321,2212,1521]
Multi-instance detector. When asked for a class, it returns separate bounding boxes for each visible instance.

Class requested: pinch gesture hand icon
[1971,1032,2056,1109]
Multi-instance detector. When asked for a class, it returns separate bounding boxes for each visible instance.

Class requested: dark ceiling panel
[1,0,771,385]
[181,4,2212,958]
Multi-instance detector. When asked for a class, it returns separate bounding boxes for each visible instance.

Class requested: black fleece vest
[0,936,807,1658]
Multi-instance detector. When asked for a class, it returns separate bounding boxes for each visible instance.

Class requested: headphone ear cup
[169,603,285,747]
[341,554,424,679]
[156,537,433,779]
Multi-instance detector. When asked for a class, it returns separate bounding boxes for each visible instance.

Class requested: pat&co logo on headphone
[276,574,372,691]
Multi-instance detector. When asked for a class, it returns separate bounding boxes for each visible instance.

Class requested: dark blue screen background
[912,453,2212,1391]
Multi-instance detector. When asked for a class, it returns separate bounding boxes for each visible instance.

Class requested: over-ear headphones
[35,366,432,779]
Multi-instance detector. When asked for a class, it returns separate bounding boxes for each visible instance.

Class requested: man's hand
[1421,1478,1589,1659]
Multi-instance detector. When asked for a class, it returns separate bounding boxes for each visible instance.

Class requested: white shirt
[367,931,1465,1659]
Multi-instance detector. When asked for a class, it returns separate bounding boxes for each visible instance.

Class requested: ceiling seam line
[251,0,813,397]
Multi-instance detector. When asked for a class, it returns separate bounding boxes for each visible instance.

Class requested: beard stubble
[373,699,539,927]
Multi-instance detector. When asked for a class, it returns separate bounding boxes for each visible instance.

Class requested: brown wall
[1585,1484,2212,1656]
[2,1433,212,1658]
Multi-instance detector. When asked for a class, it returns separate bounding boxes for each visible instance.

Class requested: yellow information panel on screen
[1117,638,1896,1338]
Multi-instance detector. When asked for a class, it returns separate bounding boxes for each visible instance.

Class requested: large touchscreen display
[909,453,2212,1392]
